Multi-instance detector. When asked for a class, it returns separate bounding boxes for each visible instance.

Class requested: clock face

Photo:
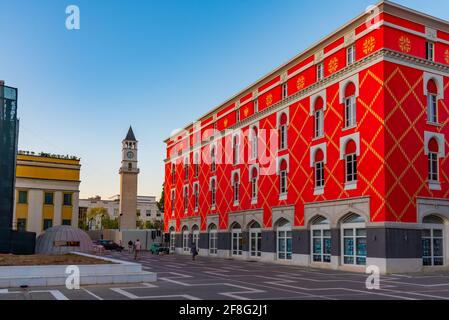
[127,151,134,159]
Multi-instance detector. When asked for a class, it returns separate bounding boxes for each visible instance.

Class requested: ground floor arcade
[166,197,449,274]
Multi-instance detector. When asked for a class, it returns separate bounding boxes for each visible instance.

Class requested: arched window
[314,97,324,138]
[279,159,288,197]
[171,163,176,184]
[183,186,189,213]
[277,219,292,260]
[233,172,240,205]
[427,79,438,124]
[311,216,331,263]
[345,140,358,184]
[193,183,199,212]
[251,167,258,203]
[169,227,176,252]
[279,113,288,150]
[182,226,190,253]
[170,189,175,216]
[231,223,243,256]
[249,221,262,257]
[341,214,366,266]
[428,138,439,183]
[192,225,199,250]
[344,82,357,128]
[211,146,216,172]
[314,149,325,189]
[128,163,132,171]
[209,224,218,255]
[184,158,189,181]
[194,153,199,178]
[250,126,258,160]
[422,215,444,266]
[233,135,240,165]
[210,178,216,208]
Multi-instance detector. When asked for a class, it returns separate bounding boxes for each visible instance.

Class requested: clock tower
[119,126,139,230]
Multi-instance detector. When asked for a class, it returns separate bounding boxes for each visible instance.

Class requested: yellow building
[13,151,81,235]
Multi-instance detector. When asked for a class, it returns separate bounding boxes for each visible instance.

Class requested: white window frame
[250,228,262,257]
[282,82,288,99]
[341,222,366,266]
[277,156,289,201]
[211,146,217,172]
[347,45,356,65]
[194,152,200,178]
[192,229,199,249]
[236,109,240,123]
[422,224,444,267]
[317,63,324,81]
[426,41,435,62]
[183,185,189,214]
[428,151,439,183]
[254,99,258,113]
[182,230,190,253]
[170,189,176,217]
[231,228,243,256]
[427,93,438,124]
[344,96,356,128]
[193,182,199,212]
[315,161,325,189]
[210,177,217,210]
[311,224,331,263]
[209,228,218,255]
[250,126,259,160]
[345,153,358,184]
[169,231,176,252]
[277,225,292,260]
[314,109,324,138]
[232,134,240,166]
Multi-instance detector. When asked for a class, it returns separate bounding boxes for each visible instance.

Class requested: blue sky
[1,0,447,199]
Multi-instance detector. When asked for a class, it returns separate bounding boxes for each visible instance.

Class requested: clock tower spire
[119,126,139,230]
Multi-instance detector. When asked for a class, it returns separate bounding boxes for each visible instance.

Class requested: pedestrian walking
[134,239,141,260]
[191,242,198,261]
[128,240,133,254]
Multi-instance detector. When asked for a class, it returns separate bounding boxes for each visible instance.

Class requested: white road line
[111,287,200,300]
[0,289,8,294]
[48,290,69,300]
[81,288,104,300]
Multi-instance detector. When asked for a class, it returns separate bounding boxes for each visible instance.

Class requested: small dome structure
[36,226,94,255]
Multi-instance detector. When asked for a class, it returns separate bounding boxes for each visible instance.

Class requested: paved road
[2,251,449,300]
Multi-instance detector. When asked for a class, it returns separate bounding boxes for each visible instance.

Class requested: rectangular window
[254,99,258,113]
[211,186,216,207]
[282,83,288,99]
[44,192,54,205]
[344,96,356,128]
[280,171,288,195]
[347,45,356,65]
[63,193,72,206]
[280,125,287,150]
[18,190,28,204]
[315,162,325,188]
[43,219,53,230]
[146,210,151,217]
[233,182,239,204]
[62,219,71,226]
[236,110,240,123]
[314,109,324,138]
[194,163,199,178]
[17,218,27,232]
[428,152,439,182]
[317,63,324,81]
[427,94,438,123]
[209,231,218,254]
[312,229,331,263]
[251,178,258,201]
[346,154,358,183]
[426,42,434,61]
[137,209,141,217]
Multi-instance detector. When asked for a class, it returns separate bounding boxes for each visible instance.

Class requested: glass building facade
[0,84,18,231]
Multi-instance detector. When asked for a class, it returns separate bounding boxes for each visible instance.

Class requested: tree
[102,216,119,229]
[87,207,109,230]
[157,184,165,213]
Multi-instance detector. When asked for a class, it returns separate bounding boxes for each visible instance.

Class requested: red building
[164,0,449,273]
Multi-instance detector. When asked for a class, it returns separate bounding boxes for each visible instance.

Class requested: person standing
[128,240,133,254]
[191,242,198,261]
[134,239,141,260]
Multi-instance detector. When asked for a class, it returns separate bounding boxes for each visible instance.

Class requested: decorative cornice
[165,48,449,163]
